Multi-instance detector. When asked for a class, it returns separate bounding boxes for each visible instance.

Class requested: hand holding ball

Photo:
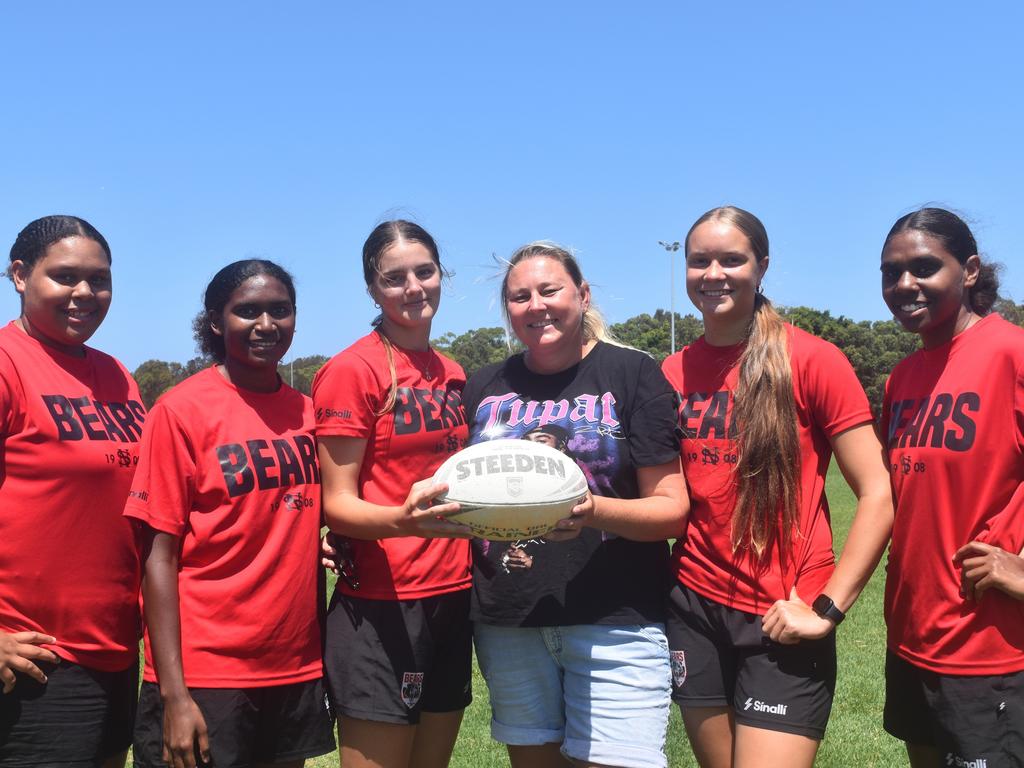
[432,439,590,540]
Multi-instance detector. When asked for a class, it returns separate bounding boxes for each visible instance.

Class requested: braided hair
[8,215,111,279]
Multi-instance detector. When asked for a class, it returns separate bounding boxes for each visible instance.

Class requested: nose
[255,311,275,332]
[527,291,545,312]
[895,270,915,291]
[71,279,95,298]
[705,259,725,280]
[404,274,424,296]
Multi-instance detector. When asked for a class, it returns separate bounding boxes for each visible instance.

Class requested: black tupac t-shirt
[462,342,681,627]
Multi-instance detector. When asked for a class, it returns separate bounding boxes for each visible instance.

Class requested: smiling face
[212,274,295,375]
[504,256,590,354]
[880,229,979,349]
[685,220,766,341]
[369,240,442,336]
[11,236,112,355]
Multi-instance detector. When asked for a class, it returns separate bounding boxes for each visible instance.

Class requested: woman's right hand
[398,479,474,538]
[762,588,836,644]
[0,630,59,693]
[162,692,211,768]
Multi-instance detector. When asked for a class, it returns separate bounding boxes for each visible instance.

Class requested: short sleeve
[312,352,381,439]
[462,363,498,425]
[797,336,873,438]
[880,371,895,447]
[627,352,680,467]
[1016,358,1024,453]
[0,350,16,438]
[122,403,196,536]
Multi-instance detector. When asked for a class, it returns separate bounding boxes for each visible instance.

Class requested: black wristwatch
[811,594,845,625]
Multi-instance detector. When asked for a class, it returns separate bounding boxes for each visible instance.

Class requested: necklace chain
[405,347,435,380]
[376,329,435,380]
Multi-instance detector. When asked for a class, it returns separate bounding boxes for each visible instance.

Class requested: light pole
[658,240,681,355]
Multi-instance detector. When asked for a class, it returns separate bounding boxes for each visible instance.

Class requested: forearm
[142,532,189,701]
[322,491,414,539]
[818,490,893,612]
[318,436,458,540]
[590,492,688,542]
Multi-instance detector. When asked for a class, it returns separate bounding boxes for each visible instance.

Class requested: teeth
[528,320,555,328]
[899,302,927,312]
[702,290,730,297]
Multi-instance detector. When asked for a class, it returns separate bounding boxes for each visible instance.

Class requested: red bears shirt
[662,325,873,615]
[882,313,1024,675]
[0,322,144,672]
[312,332,471,600]
[124,367,323,687]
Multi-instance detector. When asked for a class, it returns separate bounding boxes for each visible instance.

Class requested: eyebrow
[233,300,292,308]
[687,250,748,257]
[382,261,436,273]
[881,254,942,265]
[45,261,111,272]
[511,281,561,291]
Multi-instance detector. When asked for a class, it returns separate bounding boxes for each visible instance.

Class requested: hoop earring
[374,302,381,309]
[756,284,764,295]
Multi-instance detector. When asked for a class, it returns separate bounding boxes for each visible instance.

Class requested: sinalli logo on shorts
[743,697,788,716]
[946,754,987,768]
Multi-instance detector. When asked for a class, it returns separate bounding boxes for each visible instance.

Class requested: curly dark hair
[193,259,296,362]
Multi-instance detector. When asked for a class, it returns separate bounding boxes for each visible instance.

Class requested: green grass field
[298,464,905,767]
[135,464,904,766]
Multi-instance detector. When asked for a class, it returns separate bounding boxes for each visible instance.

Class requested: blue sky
[2,2,1021,370]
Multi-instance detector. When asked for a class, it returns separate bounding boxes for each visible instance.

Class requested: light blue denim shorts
[474,622,671,768]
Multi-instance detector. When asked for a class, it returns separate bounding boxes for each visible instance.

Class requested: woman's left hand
[545,492,595,542]
[762,588,836,644]
[321,533,340,575]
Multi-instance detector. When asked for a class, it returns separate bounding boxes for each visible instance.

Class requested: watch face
[812,594,844,624]
[812,595,834,614]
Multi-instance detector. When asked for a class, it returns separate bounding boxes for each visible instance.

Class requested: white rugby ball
[433,438,589,540]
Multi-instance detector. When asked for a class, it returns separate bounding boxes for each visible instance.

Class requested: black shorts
[0,658,136,768]
[884,650,1024,766]
[324,589,473,725]
[133,678,335,768]
[665,582,836,739]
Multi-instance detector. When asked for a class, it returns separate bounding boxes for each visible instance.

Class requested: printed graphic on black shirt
[465,344,678,628]
[497,424,576,572]
[471,395,623,567]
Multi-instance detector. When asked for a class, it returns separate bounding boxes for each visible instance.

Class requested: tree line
[133,298,1024,412]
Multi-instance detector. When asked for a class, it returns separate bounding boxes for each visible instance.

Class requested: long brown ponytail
[686,207,801,557]
[732,293,800,556]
